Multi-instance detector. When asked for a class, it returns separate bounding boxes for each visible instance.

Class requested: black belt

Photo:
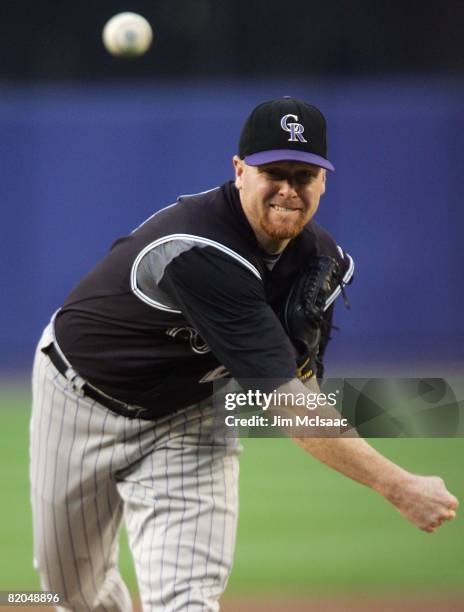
[42,343,157,420]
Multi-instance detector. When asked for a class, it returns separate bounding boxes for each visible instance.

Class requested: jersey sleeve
[157,244,297,382]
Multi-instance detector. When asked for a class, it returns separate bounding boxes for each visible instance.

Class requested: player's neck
[254,231,290,254]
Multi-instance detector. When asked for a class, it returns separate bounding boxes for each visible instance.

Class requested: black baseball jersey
[54,181,354,415]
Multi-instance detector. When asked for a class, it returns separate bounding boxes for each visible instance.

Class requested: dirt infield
[6,597,464,611]
[222,597,464,611]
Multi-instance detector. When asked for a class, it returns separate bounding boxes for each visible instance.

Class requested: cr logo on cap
[280,114,308,143]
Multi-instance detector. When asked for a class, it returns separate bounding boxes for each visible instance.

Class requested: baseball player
[30,97,458,612]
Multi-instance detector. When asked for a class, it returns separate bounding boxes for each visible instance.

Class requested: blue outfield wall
[0,77,463,372]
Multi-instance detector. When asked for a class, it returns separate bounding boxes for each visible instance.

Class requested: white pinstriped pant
[30,323,242,611]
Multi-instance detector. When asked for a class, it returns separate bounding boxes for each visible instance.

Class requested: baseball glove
[282,255,343,381]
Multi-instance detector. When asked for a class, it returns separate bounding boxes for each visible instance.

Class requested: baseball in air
[102,12,153,58]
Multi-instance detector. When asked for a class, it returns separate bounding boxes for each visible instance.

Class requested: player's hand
[385,474,458,533]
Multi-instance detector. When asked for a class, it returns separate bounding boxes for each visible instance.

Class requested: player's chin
[261,217,306,240]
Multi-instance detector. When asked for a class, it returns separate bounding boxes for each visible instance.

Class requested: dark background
[2,0,464,80]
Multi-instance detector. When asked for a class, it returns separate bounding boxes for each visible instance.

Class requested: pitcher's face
[234,157,326,251]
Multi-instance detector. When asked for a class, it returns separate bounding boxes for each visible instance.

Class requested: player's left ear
[320,169,326,195]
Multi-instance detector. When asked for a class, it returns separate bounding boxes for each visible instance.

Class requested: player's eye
[261,168,317,183]
[264,170,286,180]
[296,172,316,183]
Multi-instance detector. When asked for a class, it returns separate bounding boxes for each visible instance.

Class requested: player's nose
[277,179,298,198]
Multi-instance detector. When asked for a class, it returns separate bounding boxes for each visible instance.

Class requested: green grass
[230,437,464,595]
[1,386,463,596]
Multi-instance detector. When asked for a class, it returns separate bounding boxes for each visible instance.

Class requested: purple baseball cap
[238,97,335,171]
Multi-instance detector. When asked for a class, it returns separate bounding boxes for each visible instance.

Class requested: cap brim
[244,149,335,171]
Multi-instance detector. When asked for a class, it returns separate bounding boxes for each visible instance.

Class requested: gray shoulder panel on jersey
[131,234,262,313]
